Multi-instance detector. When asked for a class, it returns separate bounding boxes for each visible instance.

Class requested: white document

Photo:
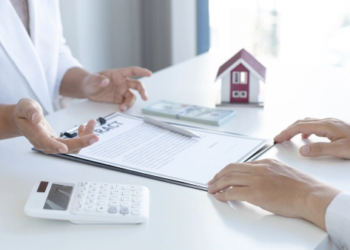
[67,113,268,188]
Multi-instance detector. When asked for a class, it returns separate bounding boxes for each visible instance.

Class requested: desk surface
[1,52,350,250]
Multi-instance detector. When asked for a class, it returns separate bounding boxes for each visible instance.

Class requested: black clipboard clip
[60,117,107,138]
[60,132,77,138]
[97,117,107,125]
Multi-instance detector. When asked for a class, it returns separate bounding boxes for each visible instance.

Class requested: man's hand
[82,67,152,111]
[208,159,340,230]
[274,118,350,158]
[12,98,99,154]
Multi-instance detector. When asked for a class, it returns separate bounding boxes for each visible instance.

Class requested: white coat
[0,0,81,114]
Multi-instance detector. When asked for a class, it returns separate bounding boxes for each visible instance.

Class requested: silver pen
[143,116,200,138]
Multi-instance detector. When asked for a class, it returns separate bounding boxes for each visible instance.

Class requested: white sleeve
[53,4,82,110]
[326,192,350,250]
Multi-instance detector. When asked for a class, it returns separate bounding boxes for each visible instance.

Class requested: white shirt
[0,0,81,114]
[326,192,350,250]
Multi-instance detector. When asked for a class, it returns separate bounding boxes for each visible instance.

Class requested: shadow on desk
[206,188,324,247]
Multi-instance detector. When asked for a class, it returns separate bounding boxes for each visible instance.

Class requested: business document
[62,113,269,188]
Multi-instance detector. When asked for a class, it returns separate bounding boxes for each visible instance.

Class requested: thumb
[300,142,335,157]
[87,74,110,88]
[16,98,43,125]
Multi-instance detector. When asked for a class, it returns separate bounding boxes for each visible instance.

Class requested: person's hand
[207,159,340,230]
[82,67,152,112]
[13,98,99,154]
[274,118,350,159]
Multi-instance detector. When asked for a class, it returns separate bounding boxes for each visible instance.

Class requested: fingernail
[215,192,220,198]
[208,179,214,185]
[120,105,126,112]
[58,148,66,153]
[101,79,109,86]
[301,145,310,155]
[89,137,99,145]
[31,112,38,122]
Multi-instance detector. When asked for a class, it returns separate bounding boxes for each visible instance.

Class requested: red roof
[216,49,266,80]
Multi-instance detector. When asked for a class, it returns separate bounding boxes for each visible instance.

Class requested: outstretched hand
[274,118,350,159]
[82,66,152,112]
[13,98,99,154]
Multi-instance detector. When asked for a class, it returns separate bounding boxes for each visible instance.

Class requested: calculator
[24,181,149,224]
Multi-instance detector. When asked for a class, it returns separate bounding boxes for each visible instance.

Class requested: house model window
[232,71,247,84]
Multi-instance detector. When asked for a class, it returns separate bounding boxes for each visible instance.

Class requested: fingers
[16,98,43,124]
[214,187,250,202]
[127,78,148,101]
[208,163,252,185]
[32,135,68,154]
[79,119,97,136]
[208,172,251,194]
[300,142,341,157]
[120,66,152,78]
[274,121,331,142]
[57,134,99,153]
[120,90,136,112]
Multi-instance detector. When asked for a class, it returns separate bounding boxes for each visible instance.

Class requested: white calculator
[24,181,149,224]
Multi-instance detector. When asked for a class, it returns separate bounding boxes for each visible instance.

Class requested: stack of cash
[142,100,235,126]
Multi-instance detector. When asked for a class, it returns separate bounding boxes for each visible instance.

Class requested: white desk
[1,52,350,249]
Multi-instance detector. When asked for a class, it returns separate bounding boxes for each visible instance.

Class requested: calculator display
[43,184,73,211]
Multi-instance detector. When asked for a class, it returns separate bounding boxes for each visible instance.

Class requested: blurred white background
[59,0,350,74]
[210,0,350,67]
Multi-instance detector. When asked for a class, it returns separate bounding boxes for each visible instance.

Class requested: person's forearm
[60,67,91,98]
[0,104,20,139]
[300,184,340,231]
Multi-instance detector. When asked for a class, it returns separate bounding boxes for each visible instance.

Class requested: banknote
[142,100,235,126]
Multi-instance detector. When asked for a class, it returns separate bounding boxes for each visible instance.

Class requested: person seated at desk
[208,118,350,249]
[0,0,152,154]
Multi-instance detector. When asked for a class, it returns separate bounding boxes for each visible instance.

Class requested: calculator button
[133,191,142,197]
[110,195,120,201]
[88,193,98,199]
[86,199,97,205]
[133,201,141,205]
[100,188,110,194]
[85,204,96,212]
[133,197,141,202]
[131,209,140,215]
[111,190,121,195]
[121,202,131,208]
[133,187,142,191]
[101,183,111,189]
[77,199,85,205]
[97,205,108,213]
[99,194,109,200]
[89,187,99,193]
[98,200,108,205]
[108,206,118,214]
[77,193,86,199]
[109,201,119,206]
[76,204,84,211]
[111,184,121,189]
[122,196,131,201]
[132,204,140,209]
[90,182,99,188]
[122,185,136,190]
[122,190,132,195]
[120,207,129,215]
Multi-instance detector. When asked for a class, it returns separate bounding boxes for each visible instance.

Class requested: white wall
[59,0,142,73]
[59,0,197,73]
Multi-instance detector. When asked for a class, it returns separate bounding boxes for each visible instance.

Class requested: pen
[143,116,200,138]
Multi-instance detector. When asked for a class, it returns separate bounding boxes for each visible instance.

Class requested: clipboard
[33,113,274,191]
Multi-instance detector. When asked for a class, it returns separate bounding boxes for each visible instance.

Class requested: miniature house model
[216,49,266,103]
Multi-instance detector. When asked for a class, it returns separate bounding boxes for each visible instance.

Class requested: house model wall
[216,49,266,103]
